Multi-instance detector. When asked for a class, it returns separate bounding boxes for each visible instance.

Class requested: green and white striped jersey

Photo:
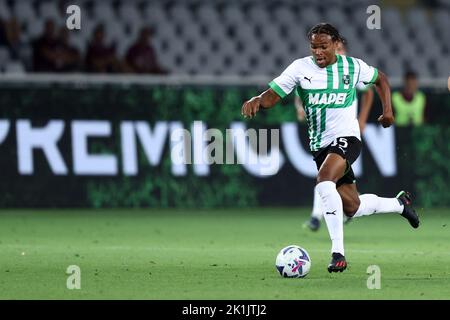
[269,54,378,151]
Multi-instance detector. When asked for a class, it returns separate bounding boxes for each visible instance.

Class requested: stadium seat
[248,4,271,24]
[38,1,62,22]
[0,46,10,66]
[169,4,193,25]
[0,0,11,20]
[69,32,87,55]
[92,2,116,21]
[299,7,321,29]
[12,1,35,23]
[196,4,220,24]
[24,18,45,41]
[5,61,26,74]
[0,0,445,77]
[222,5,246,25]
[405,8,428,27]
[118,2,143,25]
[272,7,297,24]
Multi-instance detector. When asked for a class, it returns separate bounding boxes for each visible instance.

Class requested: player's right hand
[241,96,261,118]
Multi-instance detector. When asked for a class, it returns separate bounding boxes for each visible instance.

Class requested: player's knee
[343,205,358,217]
[343,199,360,217]
[316,175,326,184]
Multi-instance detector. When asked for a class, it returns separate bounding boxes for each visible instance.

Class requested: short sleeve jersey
[269,54,378,151]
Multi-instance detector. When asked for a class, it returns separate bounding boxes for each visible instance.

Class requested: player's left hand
[377,112,395,128]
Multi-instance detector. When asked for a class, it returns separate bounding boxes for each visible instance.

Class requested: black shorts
[312,136,362,187]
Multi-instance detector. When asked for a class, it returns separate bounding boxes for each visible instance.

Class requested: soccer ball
[275,245,311,278]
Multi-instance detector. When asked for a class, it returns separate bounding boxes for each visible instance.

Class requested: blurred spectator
[32,19,60,72]
[4,17,27,60]
[53,28,81,72]
[392,71,427,126]
[125,27,167,74]
[85,24,122,73]
[420,0,440,8]
[0,19,7,46]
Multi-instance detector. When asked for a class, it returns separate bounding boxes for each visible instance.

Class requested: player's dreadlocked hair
[307,23,343,42]
[340,36,348,49]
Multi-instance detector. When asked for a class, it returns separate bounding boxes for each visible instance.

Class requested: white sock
[316,181,344,256]
[353,194,404,218]
[311,188,323,220]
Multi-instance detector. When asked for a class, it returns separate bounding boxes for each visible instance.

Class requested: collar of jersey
[311,54,339,69]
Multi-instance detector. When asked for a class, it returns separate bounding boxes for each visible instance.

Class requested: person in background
[4,17,27,61]
[52,27,81,72]
[125,26,167,74]
[0,18,7,46]
[85,24,122,73]
[392,70,426,126]
[32,19,59,71]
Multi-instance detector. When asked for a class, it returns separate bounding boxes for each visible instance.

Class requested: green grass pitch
[0,208,449,299]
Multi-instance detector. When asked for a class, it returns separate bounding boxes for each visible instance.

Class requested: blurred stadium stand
[0,0,448,78]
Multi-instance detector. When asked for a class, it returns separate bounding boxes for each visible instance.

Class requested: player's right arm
[242,60,300,118]
[294,95,306,121]
[241,88,281,118]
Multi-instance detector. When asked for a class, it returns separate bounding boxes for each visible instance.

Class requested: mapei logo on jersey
[308,92,347,105]
[343,74,351,85]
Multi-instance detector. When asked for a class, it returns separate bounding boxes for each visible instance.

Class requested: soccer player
[241,23,420,273]
[301,38,374,231]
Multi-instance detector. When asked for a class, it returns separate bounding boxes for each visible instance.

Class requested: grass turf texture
[0,208,449,299]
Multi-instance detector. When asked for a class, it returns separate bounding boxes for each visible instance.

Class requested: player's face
[310,34,338,68]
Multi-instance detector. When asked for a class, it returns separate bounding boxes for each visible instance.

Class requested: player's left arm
[373,71,395,128]
[358,87,374,133]
[357,58,394,128]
